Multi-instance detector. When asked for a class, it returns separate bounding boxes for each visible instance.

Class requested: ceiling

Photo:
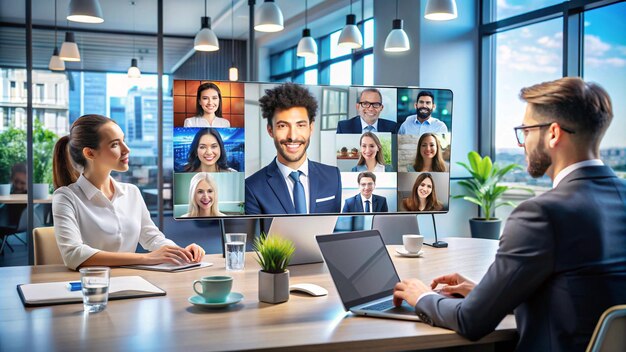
[0,0,373,74]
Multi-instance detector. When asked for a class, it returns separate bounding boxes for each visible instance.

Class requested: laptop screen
[317,230,401,310]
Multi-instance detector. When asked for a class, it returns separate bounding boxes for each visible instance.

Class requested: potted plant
[32,121,58,199]
[0,128,27,195]
[455,151,532,239]
[253,232,295,304]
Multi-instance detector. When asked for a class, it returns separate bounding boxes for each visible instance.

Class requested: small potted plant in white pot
[253,233,295,304]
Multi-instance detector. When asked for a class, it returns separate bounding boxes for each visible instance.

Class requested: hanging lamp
[384,0,410,52]
[194,0,219,51]
[296,0,317,58]
[338,0,362,49]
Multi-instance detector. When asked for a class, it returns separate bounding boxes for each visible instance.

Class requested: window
[329,60,352,86]
[492,0,562,22]
[321,88,348,130]
[363,54,373,86]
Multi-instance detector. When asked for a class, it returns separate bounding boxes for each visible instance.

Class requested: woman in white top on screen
[351,132,393,172]
[52,114,205,270]
[181,173,225,217]
[183,82,231,128]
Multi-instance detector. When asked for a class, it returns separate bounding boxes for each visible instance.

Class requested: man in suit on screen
[245,83,342,215]
[342,172,388,213]
[336,88,397,134]
[393,77,626,351]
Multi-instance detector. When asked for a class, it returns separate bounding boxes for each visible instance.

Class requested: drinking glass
[225,233,246,271]
[79,267,110,313]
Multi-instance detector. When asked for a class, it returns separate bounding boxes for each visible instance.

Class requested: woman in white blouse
[52,114,205,270]
[183,82,231,128]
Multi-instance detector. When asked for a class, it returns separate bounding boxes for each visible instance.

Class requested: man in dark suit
[342,172,388,213]
[336,88,397,134]
[245,83,342,215]
[393,77,626,351]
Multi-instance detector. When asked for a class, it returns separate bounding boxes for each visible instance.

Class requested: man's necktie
[365,200,371,213]
[289,171,307,214]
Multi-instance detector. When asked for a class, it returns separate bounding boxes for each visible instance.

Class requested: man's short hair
[358,171,376,184]
[358,88,383,103]
[416,91,434,103]
[11,162,26,177]
[520,77,613,143]
[259,83,318,125]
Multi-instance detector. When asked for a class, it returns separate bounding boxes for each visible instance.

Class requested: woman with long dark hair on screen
[52,114,204,270]
[407,133,447,172]
[183,82,231,127]
[402,173,443,212]
[181,172,225,217]
[183,128,236,172]
[351,131,393,172]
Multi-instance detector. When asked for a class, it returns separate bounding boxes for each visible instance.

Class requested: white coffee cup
[403,234,424,254]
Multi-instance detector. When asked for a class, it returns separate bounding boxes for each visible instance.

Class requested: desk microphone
[424,214,448,248]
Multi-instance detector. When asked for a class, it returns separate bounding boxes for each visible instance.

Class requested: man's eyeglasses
[358,101,382,109]
[513,122,575,146]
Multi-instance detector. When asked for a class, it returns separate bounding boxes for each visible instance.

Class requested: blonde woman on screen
[182,172,225,217]
[52,114,204,270]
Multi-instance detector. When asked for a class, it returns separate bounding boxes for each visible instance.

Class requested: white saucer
[395,247,424,258]
[188,292,244,308]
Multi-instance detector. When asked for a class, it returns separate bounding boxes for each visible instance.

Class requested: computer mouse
[289,283,328,297]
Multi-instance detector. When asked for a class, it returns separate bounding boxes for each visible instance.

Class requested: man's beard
[527,140,552,178]
[417,107,432,119]
[274,137,309,164]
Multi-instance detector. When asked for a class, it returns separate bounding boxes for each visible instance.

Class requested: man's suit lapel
[371,195,380,212]
[351,117,361,133]
[354,194,364,212]
[266,160,296,214]
[308,160,318,213]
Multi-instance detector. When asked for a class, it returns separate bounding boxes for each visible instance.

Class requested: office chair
[371,214,419,245]
[586,304,626,352]
[0,204,27,254]
[32,227,64,265]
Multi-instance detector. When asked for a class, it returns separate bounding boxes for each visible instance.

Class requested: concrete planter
[258,270,289,304]
[469,218,502,240]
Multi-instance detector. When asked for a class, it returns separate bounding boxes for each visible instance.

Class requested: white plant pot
[33,183,49,200]
[0,184,10,196]
[258,270,290,304]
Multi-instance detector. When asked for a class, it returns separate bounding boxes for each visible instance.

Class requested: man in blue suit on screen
[245,83,342,215]
[336,88,397,134]
[393,77,626,351]
[342,172,388,213]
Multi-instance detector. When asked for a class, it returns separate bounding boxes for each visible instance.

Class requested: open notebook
[17,276,166,307]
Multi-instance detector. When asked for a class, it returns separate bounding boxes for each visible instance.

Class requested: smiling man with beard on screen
[245,83,342,215]
[398,91,448,136]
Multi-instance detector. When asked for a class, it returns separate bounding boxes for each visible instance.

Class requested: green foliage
[455,151,533,220]
[380,136,392,165]
[0,128,27,183]
[253,232,295,274]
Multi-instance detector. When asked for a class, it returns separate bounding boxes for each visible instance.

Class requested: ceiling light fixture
[229,0,238,81]
[194,0,219,51]
[255,0,284,32]
[424,0,458,21]
[49,0,65,71]
[67,0,104,23]
[384,0,410,52]
[127,1,141,78]
[296,0,317,58]
[59,30,81,61]
[338,0,362,49]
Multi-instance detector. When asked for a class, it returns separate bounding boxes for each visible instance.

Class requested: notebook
[17,275,166,307]
[316,230,420,321]
[121,261,213,272]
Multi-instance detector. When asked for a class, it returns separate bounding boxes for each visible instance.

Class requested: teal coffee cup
[193,276,233,303]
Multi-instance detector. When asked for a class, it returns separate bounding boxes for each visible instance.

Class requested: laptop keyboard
[363,299,395,311]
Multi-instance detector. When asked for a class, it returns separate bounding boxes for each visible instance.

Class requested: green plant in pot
[0,128,27,195]
[253,232,295,304]
[455,151,533,239]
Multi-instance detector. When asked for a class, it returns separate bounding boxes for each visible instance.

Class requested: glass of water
[79,267,110,313]
[225,233,247,271]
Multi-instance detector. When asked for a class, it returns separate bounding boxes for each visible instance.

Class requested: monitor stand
[424,214,448,248]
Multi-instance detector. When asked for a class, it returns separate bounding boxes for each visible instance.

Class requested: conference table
[0,194,52,204]
[0,237,517,351]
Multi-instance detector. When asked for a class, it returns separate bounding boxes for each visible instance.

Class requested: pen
[66,281,82,291]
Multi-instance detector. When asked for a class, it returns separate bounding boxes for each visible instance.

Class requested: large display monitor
[172,80,453,219]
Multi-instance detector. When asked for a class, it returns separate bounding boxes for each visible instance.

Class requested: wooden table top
[0,194,52,204]
[0,237,516,351]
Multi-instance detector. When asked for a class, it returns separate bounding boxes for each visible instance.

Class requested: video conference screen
[172,80,453,219]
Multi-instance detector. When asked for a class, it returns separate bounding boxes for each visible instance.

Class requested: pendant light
[255,0,284,32]
[338,0,362,49]
[424,0,458,21]
[296,0,317,58]
[127,1,141,78]
[384,0,410,52]
[59,30,81,61]
[228,0,238,81]
[49,0,65,71]
[194,0,219,51]
[67,0,104,24]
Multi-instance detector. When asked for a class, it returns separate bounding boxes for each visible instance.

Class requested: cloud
[537,35,561,49]
[585,57,626,68]
[520,27,532,39]
[584,35,611,57]
[498,45,560,74]
[497,0,523,10]
[617,45,626,56]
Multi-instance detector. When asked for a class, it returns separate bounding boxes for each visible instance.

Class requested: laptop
[316,230,420,321]
[268,216,338,265]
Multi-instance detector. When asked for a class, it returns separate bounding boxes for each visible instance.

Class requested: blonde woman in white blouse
[183,82,231,128]
[52,114,205,270]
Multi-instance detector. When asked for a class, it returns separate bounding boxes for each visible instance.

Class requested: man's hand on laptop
[430,273,475,298]
[393,279,431,307]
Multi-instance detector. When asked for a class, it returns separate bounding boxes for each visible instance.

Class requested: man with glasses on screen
[393,77,626,351]
[398,91,448,136]
[336,88,397,134]
[245,83,342,215]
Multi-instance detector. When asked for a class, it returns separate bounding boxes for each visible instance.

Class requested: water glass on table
[79,267,110,313]
[225,233,246,271]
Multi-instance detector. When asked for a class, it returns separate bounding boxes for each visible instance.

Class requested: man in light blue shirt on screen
[398,91,448,135]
